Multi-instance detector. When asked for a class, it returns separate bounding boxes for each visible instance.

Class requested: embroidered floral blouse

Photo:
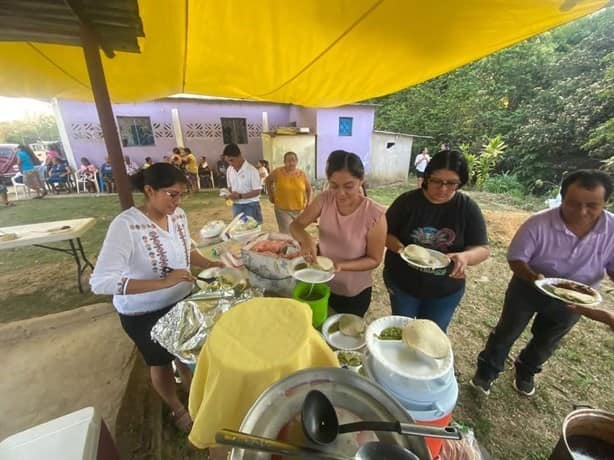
[90,207,193,315]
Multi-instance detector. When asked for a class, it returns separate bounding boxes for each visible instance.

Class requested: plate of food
[322,313,366,351]
[289,256,335,284]
[335,350,364,373]
[199,220,225,239]
[399,244,450,272]
[535,278,602,306]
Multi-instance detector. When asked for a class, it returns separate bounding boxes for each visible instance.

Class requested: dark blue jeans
[383,269,465,332]
[476,276,581,380]
[232,201,263,225]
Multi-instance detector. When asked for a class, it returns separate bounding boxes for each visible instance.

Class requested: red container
[416,412,454,459]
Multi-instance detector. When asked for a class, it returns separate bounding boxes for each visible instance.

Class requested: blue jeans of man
[232,201,263,224]
[383,269,465,332]
[476,276,580,380]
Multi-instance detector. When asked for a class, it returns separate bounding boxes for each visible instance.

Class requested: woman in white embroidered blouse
[90,163,222,433]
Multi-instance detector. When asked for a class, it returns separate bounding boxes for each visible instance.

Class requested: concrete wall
[368,132,414,183]
[55,99,376,179]
[288,106,317,133]
[55,98,290,168]
[315,106,374,178]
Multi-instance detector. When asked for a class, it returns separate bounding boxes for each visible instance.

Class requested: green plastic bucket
[292,282,330,328]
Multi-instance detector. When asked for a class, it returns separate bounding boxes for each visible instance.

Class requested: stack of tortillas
[402,319,450,359]
[339,314,365,337]
[314,256,334,272]
[552,287,596,304]
[403,244,431,265]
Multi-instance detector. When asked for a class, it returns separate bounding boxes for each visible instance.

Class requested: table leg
[76,238,94,270]
[32,239,95,293]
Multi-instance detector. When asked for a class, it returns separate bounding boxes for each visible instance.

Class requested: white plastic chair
[11,173,30,200]
[75,170,100,194]
[199,170,215,189]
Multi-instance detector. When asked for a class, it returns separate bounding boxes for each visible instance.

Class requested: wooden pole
[79,23,134,210]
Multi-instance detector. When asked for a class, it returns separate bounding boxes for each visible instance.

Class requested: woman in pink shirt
[291,150,387,317]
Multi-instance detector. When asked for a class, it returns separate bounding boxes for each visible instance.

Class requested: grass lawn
[1,188,612,459]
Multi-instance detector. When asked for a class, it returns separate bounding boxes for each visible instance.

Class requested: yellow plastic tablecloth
[188,297,338,448]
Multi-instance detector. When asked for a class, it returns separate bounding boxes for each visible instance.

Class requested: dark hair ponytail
[326,150,367,195]
[422,150,469,190]
[325,150,365,180]
[131,162,188,193]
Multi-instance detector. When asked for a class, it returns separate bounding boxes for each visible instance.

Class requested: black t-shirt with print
[384,189,488,298]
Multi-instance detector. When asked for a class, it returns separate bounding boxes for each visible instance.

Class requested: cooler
[0,407,119,460]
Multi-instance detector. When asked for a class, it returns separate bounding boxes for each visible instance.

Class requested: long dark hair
[422,150,469,190]
[18,144,41,166]
[131,162,188,193]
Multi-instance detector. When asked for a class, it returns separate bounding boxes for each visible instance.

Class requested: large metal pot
[549,407,614,459]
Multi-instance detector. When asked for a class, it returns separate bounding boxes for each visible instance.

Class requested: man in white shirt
[223,143,263,224]
[414,147,430,187]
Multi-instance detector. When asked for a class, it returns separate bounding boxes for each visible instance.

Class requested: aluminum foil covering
[151,286,264,364]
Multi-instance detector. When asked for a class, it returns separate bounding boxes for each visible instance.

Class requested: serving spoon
[301,390,462,445]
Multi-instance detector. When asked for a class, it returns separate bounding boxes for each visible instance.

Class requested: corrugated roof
[0,0,143,56]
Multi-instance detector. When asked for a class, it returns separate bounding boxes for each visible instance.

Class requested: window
[117,116,155,147]
[221,118,248,144]
[338,117,353,136]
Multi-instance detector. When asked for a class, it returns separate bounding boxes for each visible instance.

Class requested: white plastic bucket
[365,316,455,401]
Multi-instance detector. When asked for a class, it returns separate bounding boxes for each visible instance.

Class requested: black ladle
[301,390,462,445]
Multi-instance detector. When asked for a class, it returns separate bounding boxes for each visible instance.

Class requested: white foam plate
[195,267,244,290]
[399,246,450,271]
[366,316,453,380]
[289,256,334,284]
[535,277,602,307]
[200,220,225,238]
[219,188,230,197]
[322,314,366,351]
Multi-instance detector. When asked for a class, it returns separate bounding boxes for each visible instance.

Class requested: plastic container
[292,282,330,328]
[365,315,454,401]
[363,350,458,459]
[0,407,113,460]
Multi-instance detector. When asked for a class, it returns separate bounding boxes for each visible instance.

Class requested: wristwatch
[239,193,243,199]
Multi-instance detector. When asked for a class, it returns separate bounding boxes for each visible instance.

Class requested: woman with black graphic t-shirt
[384,150,490,331]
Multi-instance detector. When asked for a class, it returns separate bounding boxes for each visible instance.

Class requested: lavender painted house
[53,96,381,179]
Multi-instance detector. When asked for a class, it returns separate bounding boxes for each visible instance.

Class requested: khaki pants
[24,169,44,193]
[274,208,301,235]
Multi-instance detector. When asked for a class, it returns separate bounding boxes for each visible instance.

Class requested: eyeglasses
[428,178,461,188]
[163,190,188,201]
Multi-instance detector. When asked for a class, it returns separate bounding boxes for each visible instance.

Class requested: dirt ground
[0,303,134,440]
[2,194,612,460]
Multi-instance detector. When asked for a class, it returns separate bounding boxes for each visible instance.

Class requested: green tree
[0,114,59,145]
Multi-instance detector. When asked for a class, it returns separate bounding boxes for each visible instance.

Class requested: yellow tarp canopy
[0,0,608,107]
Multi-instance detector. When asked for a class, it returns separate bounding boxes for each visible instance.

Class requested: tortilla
[403,244,431,265]
[0,232,18,242]
[339,314,365,337]
[402,319,450,359]
[552,287,596,304]
[316,256,334,272]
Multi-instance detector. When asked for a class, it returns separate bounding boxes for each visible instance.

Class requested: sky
[0,97,54,122]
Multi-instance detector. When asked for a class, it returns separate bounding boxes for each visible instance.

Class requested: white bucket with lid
[365,316,455,402]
